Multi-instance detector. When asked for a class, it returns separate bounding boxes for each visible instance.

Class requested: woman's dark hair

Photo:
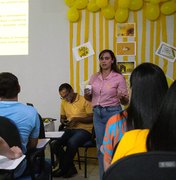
[0,72,20,98]
[147,80,176,151]
[127,63,168,130]
[99,49,121,73]
[59,83,73,92]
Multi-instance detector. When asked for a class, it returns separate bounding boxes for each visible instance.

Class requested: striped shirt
[101,110,127,164]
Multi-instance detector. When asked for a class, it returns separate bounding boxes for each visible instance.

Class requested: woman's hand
[84,88,92,101]
[120,95,129,105]
[84,88,91,95]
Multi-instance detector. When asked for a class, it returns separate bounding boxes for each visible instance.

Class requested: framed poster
[116,42,136,56]
[72,41,95,61]
[117,61,136,75]
[117,23,136,37]
[156,42,176,62]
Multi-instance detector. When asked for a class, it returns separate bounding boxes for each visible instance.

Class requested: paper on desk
[45,131,64,138]
[0,154,25,170]
[37,138,50,148]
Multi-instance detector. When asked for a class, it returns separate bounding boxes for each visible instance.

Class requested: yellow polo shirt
[60,94,93,133]
[111,129,149,164]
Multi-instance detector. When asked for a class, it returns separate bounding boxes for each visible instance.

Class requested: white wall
[0,0,69,129]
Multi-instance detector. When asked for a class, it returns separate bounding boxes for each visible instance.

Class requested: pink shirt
[89,71,128,107]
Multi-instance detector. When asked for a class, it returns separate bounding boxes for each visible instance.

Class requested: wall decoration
[117,61,136,75]
[67,3,176,93]
[155,42,176,62]
[64,0,176,23]
[72,41,95,61]
[116,42,136,56]
[117,23,136,37]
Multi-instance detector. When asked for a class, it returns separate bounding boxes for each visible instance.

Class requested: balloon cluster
[65,0,176,22]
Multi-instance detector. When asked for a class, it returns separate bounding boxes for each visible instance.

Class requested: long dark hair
[99,49,121,73]
[147,80,176,151]
[127,63,168,130]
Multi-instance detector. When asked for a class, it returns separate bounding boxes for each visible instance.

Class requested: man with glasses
[52,83,93,178]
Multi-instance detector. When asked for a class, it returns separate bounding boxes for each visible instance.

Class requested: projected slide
[0,0,28,55]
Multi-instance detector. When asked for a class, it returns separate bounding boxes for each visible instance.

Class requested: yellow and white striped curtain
[69,9,176,93]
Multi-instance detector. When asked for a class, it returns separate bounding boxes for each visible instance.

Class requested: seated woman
[102,62,168,170]
[112,80,176,164]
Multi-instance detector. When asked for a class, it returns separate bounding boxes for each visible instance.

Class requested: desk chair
[77,139,97,178]
[0,116,51,180]
[77,127,97,178]
[103,151,176,180]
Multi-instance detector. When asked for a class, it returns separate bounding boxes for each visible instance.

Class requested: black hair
[99,49,121,73]
[127,62,168,130]
[147,80,176,151]
[0,72,20,99]
[59,83,73,92]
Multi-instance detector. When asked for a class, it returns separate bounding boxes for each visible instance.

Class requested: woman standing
[84,49,129,179]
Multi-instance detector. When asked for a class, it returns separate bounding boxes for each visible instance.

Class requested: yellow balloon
[150,0,160,4]
[161,1,176,15]
[67,7,80,22]
[118,0,130,9]
[129,0,143,11]
[96,0,108,8]
[87,0,100,12]
[64,0,76,7]
[145,3,160,21]
[75,0,88,9]
[114,0,119,10]
[115,8,129,23]
[160,0,169,2]
[102,5,115,20]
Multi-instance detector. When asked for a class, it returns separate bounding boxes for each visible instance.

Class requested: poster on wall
[116,42,136,56]
[155,42,176,62]
[117,61,136,75]
[117,23,136,37]
[72,41,95,61]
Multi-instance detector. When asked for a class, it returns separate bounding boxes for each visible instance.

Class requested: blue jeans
[93,105,122,180]
[53,129,92,173]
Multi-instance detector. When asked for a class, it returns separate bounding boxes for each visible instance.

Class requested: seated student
[52,83,93,178]
[102,63,168,170]
[112,80,176,163]
[0,136,22,159]
[0,72,40,177]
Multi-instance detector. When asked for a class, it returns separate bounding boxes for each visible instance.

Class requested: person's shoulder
[18,102,38,115]
[92,72,99,76]
[112,71,125,78]
[79,94,90,103]
[90,72,100,79]
[124,129,149,138]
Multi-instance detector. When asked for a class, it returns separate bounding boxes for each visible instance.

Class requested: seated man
[52,83,93,178]
[0,72,40,177]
